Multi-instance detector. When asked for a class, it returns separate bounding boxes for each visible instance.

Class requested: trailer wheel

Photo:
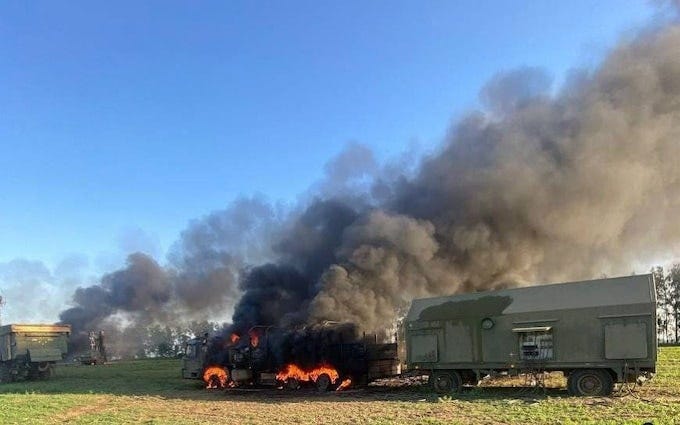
[568,369,613,396]
[431,370,462,394]
[316,373,331,392]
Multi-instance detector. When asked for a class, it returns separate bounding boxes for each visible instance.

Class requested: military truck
[78,331,108,365]
[405,274,657,396]
[0,324,71,382]
[181,335,208,379]
[182,326,400,390]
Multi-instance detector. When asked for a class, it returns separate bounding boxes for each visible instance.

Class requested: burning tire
[430,370,462,394]
[203,366,229,389]
[568,369,613,396]
[315,373,331,392]
[284,378,300,390]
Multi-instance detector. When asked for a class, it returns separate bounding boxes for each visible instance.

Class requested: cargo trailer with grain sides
[0,323,71,382]
[405,274,657,396]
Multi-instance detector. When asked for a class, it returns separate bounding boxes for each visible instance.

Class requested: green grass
[0,348,679,424]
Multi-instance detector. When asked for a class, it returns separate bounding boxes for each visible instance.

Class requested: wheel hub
[579,375,602,394]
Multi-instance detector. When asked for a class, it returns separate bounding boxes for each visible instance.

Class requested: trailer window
[513,327,553,361]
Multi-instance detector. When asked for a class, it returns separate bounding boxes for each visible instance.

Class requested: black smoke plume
[61,12,680,353]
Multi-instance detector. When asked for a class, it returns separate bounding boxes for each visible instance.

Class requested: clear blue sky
[0,1,654,271]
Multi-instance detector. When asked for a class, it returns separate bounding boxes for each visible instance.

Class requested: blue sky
[0,0,655,274]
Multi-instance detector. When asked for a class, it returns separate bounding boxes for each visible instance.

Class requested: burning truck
[182,323,401,391]
[183,274,657,396]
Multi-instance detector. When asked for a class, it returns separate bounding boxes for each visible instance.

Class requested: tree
[668,264,680,344]
[652,266,669,343]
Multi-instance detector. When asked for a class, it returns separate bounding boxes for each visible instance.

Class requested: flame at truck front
[203,365,228,389]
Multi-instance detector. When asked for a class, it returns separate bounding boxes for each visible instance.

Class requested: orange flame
[276,363,340,385]
[308,365,339,384]
[336,378,352,391]
[249,330,259,347]
[229,333,240,344]
[203,366,228,389]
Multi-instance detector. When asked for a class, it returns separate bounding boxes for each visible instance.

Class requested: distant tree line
[145,320,221,358]
[652,264,680,345]
[102,320,221,360]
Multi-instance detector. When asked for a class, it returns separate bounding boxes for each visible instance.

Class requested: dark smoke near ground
[61,15,680,353]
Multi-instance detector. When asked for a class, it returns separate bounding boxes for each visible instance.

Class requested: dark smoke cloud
[59,196,279,352]
[231,263,313,332]
[59,253,171,350]
[480,66,552,115]
[275,199,360,279]
[309,22,680,331]
[169,196,282,316]
[59,14,680,352]
[310,142,379,202]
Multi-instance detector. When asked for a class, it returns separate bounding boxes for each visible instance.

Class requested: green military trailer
[0,324,71,382]
[405,274,657,396]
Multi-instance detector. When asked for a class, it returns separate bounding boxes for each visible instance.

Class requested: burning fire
[229,333,240,344]
[336,378,352,391]
[203,365,228,389]
[249,330,259,348]
[276,363,340,386]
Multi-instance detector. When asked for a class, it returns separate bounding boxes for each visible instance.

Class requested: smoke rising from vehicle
[310,22,680,331]
[60,15,680,349]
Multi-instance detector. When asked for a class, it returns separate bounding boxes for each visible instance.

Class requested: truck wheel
[316,373,331,392]
[431,370,462,394]
[568,369,613,396]
[0,365,13,383]
[285,378,300,390]
[38,366,52,380]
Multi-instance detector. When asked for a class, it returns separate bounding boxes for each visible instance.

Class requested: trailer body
[405,274,657,395]
[0,323,71,382]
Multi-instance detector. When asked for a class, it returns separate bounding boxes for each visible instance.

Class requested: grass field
[0,347,678,424]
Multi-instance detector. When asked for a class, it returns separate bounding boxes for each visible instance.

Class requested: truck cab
[181,337,207,379]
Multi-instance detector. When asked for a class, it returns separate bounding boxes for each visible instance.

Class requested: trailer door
[604,322,648,359]
[409,332,438,363]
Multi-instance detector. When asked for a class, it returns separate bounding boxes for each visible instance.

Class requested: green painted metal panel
[409,333,438,363]
[605,323,648,359]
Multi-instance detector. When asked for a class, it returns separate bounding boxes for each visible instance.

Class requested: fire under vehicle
[0,323,71,382]
[182,325,400,391]
[183,274,657,396]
